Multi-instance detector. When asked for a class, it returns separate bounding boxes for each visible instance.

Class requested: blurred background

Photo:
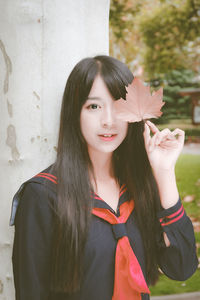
[109,0,200,296]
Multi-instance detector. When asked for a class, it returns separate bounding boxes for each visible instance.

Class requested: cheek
[120,122,128,138]
[80,113,88,138]
[80,111,95,142]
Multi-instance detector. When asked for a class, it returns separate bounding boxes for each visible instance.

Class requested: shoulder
[10,164,58,226]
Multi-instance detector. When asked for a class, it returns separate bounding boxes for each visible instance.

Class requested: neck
[88,148,114,182]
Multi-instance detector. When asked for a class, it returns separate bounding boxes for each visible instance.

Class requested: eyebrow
[86,97,102,101]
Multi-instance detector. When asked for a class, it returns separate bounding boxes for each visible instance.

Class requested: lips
[100,134,116,137]
[98,134,117,141]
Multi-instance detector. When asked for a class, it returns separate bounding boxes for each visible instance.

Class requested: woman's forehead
[88,75,114,100]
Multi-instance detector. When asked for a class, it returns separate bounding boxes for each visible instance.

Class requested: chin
[97,144,121,153]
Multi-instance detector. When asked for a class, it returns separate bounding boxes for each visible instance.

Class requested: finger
[171,128,185,145]
[143,123,151,149]
[159,139,179,149]
[154,128,173,145]
[146,120,159,135]
[148,131,160,151]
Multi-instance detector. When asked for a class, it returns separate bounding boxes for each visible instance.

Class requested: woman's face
[80,75,128,154]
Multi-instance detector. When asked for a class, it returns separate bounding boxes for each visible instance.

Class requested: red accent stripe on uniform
[159,205,184,223]
[94,195,102,200]
[119,187,127,197]
[161,210,184,226]
[120,184,126,191]
[166,205,184,219]
[34,174,57,184]
[39,172,57,180]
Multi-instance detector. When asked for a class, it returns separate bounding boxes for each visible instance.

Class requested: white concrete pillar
[0,0,110,298]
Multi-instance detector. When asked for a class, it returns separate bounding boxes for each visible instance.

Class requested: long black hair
[51,55,161,293]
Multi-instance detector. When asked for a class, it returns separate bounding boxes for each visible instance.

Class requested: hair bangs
[94,56,133,101]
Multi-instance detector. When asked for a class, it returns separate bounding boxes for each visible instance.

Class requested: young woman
[10,55,198,300]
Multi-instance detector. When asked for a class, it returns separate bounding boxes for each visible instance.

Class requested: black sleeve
[156,198,198,281]
[12,182,55,300]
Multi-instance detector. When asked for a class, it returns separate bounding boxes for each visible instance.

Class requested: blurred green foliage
[109,0,200,80]
[139,0,200,78]
[109,0,141,40]
[151,69,200,123]
[109,0,144,64]
[109,0,200,124]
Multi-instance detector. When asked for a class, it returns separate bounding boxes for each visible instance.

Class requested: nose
[100,105,116,128]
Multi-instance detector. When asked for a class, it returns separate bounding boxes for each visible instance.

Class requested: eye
[87,104,101,110]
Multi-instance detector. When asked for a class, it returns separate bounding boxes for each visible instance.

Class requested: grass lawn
[150,270,200,296]
[150,153,200,296]
[176,154,200,221]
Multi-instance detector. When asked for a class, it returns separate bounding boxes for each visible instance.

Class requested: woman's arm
[12,182,54,300]
[143,121,198,279]
[156,199,198,281]
[143,121,185,247]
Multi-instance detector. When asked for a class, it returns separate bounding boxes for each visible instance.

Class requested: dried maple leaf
[114,77,165,123]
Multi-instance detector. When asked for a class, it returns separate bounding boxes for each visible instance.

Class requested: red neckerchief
[92,189,150,300]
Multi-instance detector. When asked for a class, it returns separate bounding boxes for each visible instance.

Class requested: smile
[98,134,117,141]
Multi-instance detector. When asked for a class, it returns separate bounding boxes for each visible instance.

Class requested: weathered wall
[0,0,110,298]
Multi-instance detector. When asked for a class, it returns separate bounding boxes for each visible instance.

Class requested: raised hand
[143,120,185,172]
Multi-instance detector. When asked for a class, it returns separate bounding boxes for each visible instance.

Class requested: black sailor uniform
[10,166,198,300]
